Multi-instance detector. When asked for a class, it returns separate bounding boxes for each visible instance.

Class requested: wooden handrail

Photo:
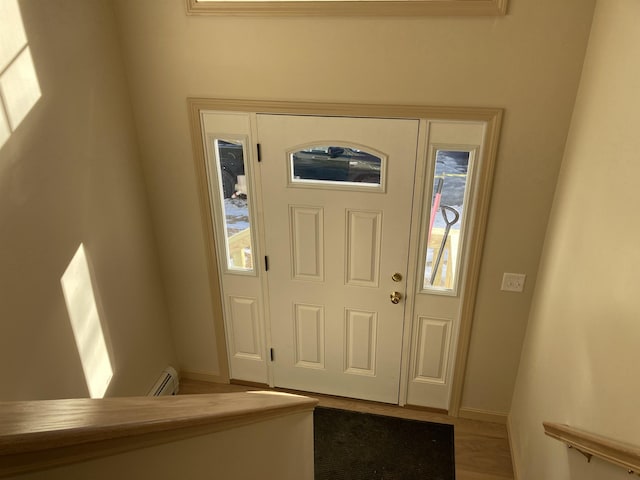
[543,422,640,475]
[0,391,317,478]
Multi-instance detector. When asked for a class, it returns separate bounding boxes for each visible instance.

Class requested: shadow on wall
[0,0,42,150]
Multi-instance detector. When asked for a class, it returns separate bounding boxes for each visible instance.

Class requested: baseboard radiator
[148,366,179,396]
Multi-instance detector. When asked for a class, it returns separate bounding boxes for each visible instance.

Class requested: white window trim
[185,0,507,17]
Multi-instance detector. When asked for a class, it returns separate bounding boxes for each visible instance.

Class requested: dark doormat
[314,407,455,480]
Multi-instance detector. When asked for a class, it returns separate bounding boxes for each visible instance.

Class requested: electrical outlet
[501,273,526,292]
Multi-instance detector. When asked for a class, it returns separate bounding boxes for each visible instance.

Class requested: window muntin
[289,145,383,190]
[423,149,473,293]
[213,138,254,273]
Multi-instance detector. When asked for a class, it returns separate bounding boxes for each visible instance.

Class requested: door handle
[390,291,402,304]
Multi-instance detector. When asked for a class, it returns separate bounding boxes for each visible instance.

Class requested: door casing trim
[187,97,503,416]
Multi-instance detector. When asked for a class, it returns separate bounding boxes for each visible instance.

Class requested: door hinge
[257,143,262,162]
[265,255,269,271]
[270,348,275,362]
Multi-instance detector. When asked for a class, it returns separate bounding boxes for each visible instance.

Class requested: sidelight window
[212,138,254,273]
[423,149,473,293]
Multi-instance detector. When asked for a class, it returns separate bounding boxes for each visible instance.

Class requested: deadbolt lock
[391,272,403,282]
[390,291,402,304]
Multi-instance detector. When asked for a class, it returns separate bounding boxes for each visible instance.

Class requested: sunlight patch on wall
[0,104,9,148]
[0,0,41,149]
[1,47,41,129]
[61,244,113,399]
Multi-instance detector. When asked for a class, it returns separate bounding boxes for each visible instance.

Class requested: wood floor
[179,379,514,480]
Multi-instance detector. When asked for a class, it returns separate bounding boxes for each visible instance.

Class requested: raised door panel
[344,309,378,376]
[413,316,451,383]
[228,295,262,360]
[290,206,324,282]
[345,210,382,287]
[294,303,325,369]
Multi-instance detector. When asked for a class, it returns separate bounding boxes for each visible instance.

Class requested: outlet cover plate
[501,273,526,292]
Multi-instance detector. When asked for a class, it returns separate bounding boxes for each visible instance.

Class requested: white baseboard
[458,406,509,424]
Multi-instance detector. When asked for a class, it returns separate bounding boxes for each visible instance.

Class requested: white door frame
[188,98,503,416]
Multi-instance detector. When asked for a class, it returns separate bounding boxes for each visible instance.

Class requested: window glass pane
[290,145,381,186]
[214,139,254,272]
[424,150,471,291]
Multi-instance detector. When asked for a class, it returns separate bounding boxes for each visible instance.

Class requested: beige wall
[0,0,176,400]
[509,0,640,477]
[113,0,595,412]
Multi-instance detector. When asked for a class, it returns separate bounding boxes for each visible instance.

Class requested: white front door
[257,114,419,404]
